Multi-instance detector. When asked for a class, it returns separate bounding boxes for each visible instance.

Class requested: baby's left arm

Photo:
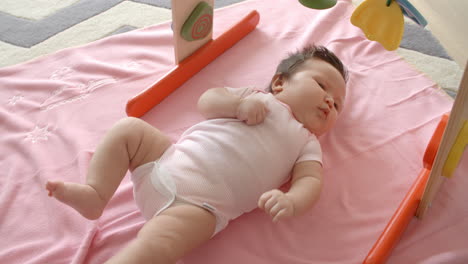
[258,161,322,222]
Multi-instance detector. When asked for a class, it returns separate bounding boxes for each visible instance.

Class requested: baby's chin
[305,126,325,136]
[306,123,334,136]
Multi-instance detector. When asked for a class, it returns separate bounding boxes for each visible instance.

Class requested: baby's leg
[46,117,172,219]
[105,204,216,264]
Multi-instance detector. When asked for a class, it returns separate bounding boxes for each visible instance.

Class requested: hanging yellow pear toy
[299,0,428,51]
[351,0,404,50]
[350,0,428,50]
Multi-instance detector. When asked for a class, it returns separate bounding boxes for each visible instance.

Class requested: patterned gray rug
[0,0,461,96]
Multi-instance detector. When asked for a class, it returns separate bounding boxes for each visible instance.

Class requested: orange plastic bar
[363,114,449,264]
[126,10,260,117]
[423,114,450,169]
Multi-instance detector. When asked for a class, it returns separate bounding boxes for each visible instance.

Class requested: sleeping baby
[46,44,347,263]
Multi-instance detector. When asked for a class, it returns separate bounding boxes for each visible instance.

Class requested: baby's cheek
[328,113,338,128]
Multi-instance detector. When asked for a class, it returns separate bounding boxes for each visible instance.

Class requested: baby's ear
[271,74,285,94]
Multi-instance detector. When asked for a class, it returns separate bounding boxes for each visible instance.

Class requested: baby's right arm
[197,87,268,125]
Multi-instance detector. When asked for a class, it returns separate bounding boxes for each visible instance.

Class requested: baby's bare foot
[46,181,106,220]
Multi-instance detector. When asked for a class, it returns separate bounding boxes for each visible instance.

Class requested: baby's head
[269,45,348,136]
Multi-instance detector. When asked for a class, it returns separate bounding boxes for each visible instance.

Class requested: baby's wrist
[235,97,246,119]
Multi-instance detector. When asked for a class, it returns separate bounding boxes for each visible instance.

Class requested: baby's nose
[325,95,334,107]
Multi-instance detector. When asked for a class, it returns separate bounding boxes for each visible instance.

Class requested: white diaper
[131,160,228,235]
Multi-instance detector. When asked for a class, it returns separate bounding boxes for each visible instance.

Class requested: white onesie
[131,87,322,235]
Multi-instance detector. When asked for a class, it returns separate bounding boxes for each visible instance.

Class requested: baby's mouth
[319,107,330,118]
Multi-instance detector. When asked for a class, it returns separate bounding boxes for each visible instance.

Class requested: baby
[46,44,347,263]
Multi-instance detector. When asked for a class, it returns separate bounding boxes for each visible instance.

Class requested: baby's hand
[236,97,268,125]
[258,189,295,223]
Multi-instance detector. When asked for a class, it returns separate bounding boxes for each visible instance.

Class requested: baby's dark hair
[267,44,348,93]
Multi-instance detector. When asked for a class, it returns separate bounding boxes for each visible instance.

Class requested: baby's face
[272,58,346,135]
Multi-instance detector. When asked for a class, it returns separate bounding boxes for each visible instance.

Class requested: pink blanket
[1,0,466,263]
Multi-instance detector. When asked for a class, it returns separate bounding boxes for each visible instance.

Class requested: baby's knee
[110,117,147,141]
[114,117,146,132]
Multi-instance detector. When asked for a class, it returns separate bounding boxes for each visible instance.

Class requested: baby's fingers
[269,203,284,218]
[259,106,268,123]
[255,111,264,125]
[273,208,288,223]
[246,110,260,125]
[264,196,280,213]
[258,192,274,210]
[263,104,269,115]
[250,108,266,125]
